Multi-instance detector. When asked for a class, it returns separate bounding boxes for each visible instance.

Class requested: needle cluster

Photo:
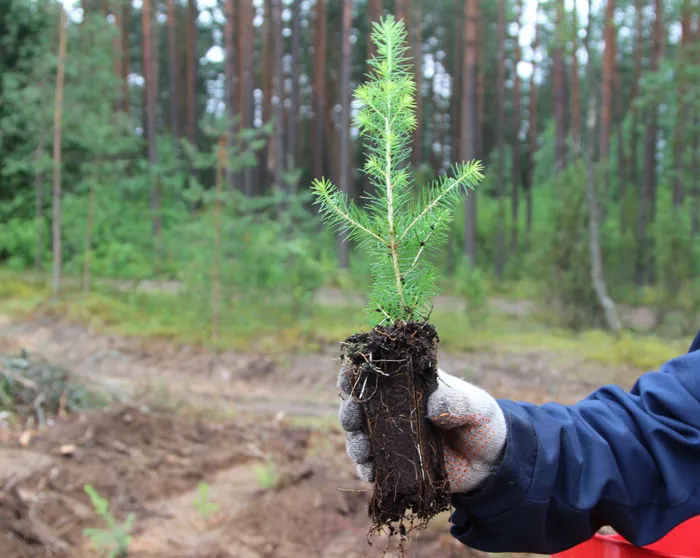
[312,16,484,326]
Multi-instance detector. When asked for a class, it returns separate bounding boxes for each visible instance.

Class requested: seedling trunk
[341,321,450,529]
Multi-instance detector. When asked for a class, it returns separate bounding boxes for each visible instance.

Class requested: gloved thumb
[427,369,501,430]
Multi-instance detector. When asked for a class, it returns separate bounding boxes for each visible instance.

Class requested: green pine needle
[311,15,485,326]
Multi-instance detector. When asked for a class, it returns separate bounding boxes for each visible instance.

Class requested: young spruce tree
[312,16,484,539]
[312,16,483,326]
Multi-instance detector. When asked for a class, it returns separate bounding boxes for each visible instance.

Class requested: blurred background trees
[1,0,699,338]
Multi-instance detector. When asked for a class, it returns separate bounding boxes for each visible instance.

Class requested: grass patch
[0,268,691,371]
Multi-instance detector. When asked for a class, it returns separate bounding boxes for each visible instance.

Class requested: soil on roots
[341,321,450,535]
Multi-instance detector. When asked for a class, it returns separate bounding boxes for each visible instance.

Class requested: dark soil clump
[341,321,450,533]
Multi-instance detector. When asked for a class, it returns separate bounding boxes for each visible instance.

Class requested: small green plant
[254,461,277,489]
[311,16,483,327]
[82,484,134,558]
[310,15,485,541]
[192,482,219,520]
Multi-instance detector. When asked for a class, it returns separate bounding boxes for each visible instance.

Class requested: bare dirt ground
[0,312,649,557]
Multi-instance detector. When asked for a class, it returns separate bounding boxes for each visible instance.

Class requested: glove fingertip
[337,360,354,395]
[339,398,364,432]
[345,431,372,465]
[357,462,375,482]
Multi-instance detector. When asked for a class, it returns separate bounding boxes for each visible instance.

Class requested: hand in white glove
[338,363,507,494]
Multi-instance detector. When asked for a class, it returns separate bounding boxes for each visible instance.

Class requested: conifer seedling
[311,16,484,540]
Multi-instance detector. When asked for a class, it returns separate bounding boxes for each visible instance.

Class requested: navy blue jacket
[450,330,700,554]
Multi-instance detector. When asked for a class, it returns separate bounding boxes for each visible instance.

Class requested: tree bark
[673,0,691,206]
[224,0,237,190]
[600,0,615,161]
[511,0,523,253]
[637,0,663,284]
[142,0,161,269]
[629,0,644,192]
[35,143,45,271]
[494,0,506,277]
[312,0,327,181]
[525,1,539,236]
[570,0,581,147]
[553,0,567,172]
[338,0,352,268]
[395,0,406,22]
[260,0,273,195]
[82,181,96,293]
[239,0,254,195]
[212,137,226,345]
[52,7,68,300]
[583,0,622,335]
[287,0,301,189]
[461,0,478,266]
[166,0,180,136]
[368,0,382,60]
[411,0,423,168]
[270,0,284,211]
[185,0,197,145]
[121,0,130,115]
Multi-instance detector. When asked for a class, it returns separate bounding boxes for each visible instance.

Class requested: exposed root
[340,321,450,554]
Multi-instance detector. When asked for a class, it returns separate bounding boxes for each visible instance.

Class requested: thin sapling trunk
[311,16,484,542]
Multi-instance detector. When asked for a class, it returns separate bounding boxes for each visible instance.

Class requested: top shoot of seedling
[311,16,484,326]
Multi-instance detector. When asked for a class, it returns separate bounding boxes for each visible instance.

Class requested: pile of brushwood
[0,352,112,428]
[311,15,484,547]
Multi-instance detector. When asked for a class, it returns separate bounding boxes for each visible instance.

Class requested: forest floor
[0,278,694,557]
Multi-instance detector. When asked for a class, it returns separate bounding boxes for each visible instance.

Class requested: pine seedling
[311,16,484,326]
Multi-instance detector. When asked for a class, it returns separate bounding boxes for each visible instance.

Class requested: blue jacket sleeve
[449,332,700,554]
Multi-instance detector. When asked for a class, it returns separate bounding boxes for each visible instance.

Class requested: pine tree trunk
[583,0,622,335]
[287,0,301,190]
[637,0,662,285]
[121,0,130,115]
[614,50,627,230]
[570,0,581,148]
[629,0,644,195]
[212,137,226,345]
[224,0,237,191]
[511,0,523,253]
[368,0,382,60]
[461,0,478,266]
[525,1,539,236]
[112,1,123,113]
[260,0,273,195]
[494,0,506,278]
[312,0,327,181]
[166,0,180,136]
[338,0,352,269]
[553,0,567,172]
[271,0,284,212]
[142,0,161,270]
[395,0,406,22]
[451,5,462,165]
[239,0,254,195]
[600,0,615,161]
[34,143,45,271]
[186,0,197,145]
[52,7,67,300]
[673,0,691,207]
[411,0,423,168]
[82,182,96,293]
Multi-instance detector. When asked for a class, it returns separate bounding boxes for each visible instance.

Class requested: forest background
[2,0,699,362]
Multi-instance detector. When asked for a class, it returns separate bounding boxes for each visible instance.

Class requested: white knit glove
[338,365,507,494]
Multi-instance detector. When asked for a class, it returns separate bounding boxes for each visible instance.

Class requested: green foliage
[254,461,277,489]
[452,256,489,321]
[311,16,484,326]
[192,482,219,520]
[83,484,134,558]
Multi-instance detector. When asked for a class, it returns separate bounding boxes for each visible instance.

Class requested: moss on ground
[0,269,690,371]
